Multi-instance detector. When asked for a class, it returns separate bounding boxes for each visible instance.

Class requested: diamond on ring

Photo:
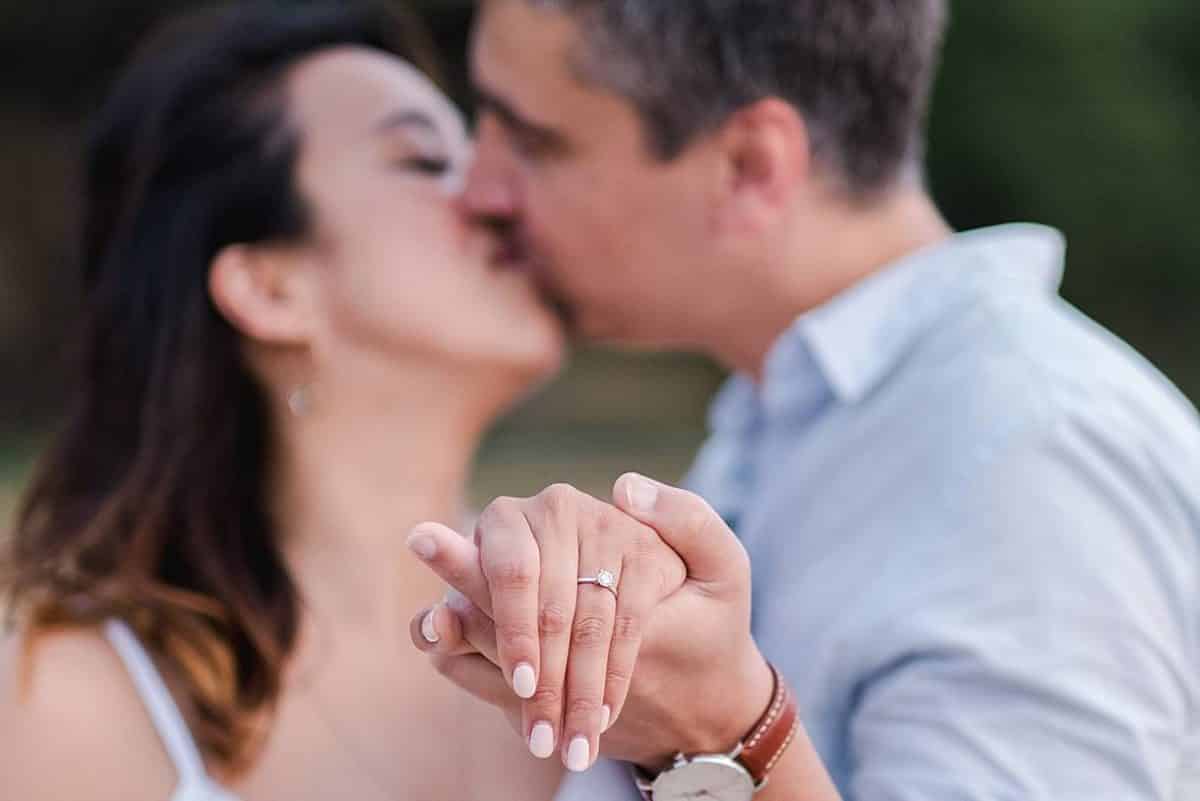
[578,569,619,599]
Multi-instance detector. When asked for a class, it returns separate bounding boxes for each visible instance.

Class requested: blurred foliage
[927,2,1200,398]
[0,0,1196,500]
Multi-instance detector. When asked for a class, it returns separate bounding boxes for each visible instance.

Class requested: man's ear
[208,243,317,345]
[714,98,811,236]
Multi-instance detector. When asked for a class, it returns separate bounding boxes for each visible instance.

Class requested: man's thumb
[612,472,748,585]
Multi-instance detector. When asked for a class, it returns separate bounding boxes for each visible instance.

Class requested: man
[410,1,1200,798]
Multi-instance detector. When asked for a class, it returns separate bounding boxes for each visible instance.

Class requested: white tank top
[103,620,242,801]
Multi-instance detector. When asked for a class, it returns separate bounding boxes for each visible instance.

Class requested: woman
[0,3,566,799]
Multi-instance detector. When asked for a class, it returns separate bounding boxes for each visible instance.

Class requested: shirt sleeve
[846,411,1198,801]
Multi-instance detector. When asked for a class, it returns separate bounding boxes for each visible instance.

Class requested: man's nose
[456,115,519,221]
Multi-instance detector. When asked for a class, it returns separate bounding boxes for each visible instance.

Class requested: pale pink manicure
[600,704,611,732]
[529,722,555,759]
[513,663,537,699]
[420,609,440,644]
[566,736,590,772]
[406,530,438,561]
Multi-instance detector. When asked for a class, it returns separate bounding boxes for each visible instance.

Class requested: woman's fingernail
[600,704,611,732]
[529,722,555,759]
[406,529,438,561]
[513,663,537,699]
[566,736,591,772]
[420,609,440,644]
[626,475,658,515]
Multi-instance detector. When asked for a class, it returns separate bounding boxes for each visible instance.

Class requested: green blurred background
[1,1,1197,528]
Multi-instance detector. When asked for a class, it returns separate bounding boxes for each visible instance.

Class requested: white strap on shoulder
[103,619,208,784]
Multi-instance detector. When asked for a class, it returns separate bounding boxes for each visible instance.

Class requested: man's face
[461,0,721,346]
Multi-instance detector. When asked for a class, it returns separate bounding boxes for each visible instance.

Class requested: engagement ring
[577,568,618,599]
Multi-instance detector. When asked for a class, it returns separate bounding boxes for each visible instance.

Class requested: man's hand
[406,474,775,772]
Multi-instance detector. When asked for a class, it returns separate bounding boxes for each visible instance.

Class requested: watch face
[651,756,756,801]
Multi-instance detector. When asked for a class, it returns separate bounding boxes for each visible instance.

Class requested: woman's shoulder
[0,624,177,800]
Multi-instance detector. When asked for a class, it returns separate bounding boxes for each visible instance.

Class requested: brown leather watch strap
[737,662,800,786]
[634,663,800,799]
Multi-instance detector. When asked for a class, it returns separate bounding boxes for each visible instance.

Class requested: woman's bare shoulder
[0,624,176,800]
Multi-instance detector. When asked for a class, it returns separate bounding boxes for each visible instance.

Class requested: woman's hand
[406,480,688,770]
[406,474,774,773]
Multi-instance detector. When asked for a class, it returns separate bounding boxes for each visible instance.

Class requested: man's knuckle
[593,505,621,537]
[631,526,660,558]
[571,615,610,647]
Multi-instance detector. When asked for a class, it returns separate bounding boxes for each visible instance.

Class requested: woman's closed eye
[396,155,451,176]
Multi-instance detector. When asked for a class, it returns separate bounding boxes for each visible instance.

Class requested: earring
[287,385,311,417]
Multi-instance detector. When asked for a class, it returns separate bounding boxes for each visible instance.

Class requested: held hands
[405,474,774,773]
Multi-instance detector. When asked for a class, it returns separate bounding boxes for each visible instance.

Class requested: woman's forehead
[286,46,467,150]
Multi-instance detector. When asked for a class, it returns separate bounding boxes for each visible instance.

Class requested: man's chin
[550,298,581,336]
[529,277,578,334]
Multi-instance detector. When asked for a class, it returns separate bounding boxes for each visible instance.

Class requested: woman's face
[283,46,564,388]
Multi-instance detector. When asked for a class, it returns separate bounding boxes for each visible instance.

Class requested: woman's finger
[477,497,543,702]
[600,537,662,731]
[406,521,493,616]
[518,484,581,760]
[432,653,517,719]
[410,600,502,665]
[559,504,630,773]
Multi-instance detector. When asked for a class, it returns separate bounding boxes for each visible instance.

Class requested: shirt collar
[710,224,1066,431]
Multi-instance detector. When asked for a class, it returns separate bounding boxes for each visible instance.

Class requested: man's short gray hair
[528,0,948,196]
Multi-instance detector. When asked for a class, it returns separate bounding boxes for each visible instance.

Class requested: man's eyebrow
[473,85,565,146]
[374,109,441,135]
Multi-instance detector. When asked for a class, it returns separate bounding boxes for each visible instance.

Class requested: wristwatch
[634,663,800,801]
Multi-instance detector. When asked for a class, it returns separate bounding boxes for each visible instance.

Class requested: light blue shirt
[557,224,1200,800]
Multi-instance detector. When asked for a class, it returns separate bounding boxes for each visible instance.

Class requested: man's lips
[490,236,576,327]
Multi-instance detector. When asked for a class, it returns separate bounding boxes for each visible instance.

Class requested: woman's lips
[490,232,539,278]
[492,240,526,271]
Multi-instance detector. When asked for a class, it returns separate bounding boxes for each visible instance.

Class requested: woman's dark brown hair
[4,1,439,774]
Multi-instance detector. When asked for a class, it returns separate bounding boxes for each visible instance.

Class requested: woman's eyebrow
[374,109,442,137]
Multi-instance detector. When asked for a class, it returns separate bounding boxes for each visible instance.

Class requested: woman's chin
[482,330,569,407]
[510,331,569,387]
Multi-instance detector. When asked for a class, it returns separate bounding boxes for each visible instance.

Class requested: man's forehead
[471,0,651,154]
[470,0,582,111]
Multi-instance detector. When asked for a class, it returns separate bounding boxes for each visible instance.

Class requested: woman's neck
[270,368,499,637]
